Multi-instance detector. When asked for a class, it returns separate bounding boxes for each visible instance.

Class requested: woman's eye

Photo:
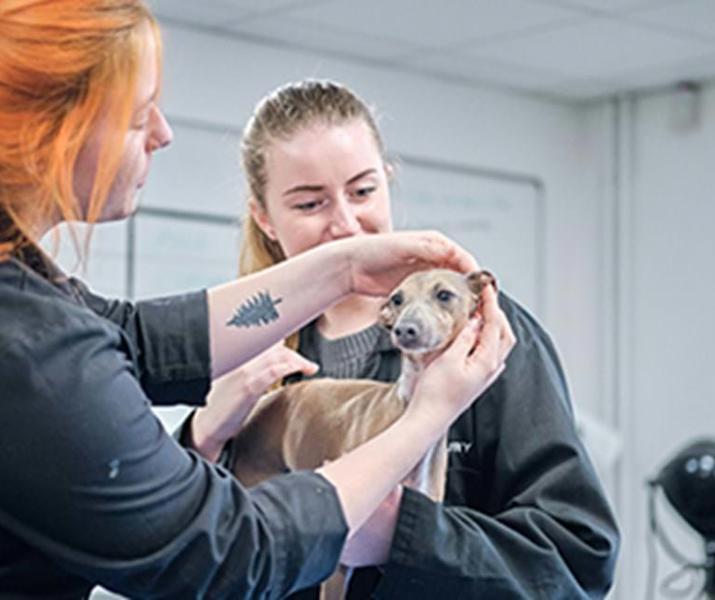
[436,289,454,302]
[354,186,376,199]
[390,292,403,307]
[294,200,322,212]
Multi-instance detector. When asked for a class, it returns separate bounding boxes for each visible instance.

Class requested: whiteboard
[139,123,244,217]
[40,220,129,299]
[394,155,544,316]
[132,212,240,300]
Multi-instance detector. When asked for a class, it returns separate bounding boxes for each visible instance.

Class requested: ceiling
[148,0,715,102]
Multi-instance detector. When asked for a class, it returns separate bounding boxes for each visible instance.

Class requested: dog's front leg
[405,436,448,503]
[320,566,351,600]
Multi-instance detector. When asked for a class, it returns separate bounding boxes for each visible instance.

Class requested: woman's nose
[329,198,361,238]
[148,106,173,151]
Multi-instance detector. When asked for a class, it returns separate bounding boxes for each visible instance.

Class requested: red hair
[0,0,160,260]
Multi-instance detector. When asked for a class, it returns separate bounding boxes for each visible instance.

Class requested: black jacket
[290,293,619,599]
[0,251,347,599]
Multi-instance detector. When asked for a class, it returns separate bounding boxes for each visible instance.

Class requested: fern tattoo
[227,291,283,328]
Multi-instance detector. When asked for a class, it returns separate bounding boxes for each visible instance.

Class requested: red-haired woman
[0,1,515,597]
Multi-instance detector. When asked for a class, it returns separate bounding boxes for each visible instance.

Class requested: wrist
[319,239,354,296]
[400,396,456,442]
[189,408,228,462]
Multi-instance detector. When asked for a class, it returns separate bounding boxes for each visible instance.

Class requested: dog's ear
[378,300,396,331]
[466,270,498,314]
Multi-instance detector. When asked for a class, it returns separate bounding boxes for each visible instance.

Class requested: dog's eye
[436,289,455,302]
[390,292,403,307]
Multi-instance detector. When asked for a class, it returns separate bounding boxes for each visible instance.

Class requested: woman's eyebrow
[282,168,378,196]
[283,183,324,196]
[346,168,377,185]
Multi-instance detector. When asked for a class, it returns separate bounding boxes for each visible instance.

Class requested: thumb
[296,356,320,376]
[441,317,481,361]
[280,347,319,376]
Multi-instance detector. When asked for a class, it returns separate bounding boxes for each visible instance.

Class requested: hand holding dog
[340,231,479,297]
[408,285,516,430]
[190,344,318,462]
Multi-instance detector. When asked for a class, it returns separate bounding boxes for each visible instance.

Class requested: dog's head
[379,268,497,357]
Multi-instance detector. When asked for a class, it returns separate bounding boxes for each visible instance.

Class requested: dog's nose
[394,322,420,346]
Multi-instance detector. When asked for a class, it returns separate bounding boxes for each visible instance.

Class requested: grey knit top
[297,321,400,382]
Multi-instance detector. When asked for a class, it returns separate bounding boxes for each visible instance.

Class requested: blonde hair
[238,80,386,349]
[239,80,386,273]
[0,0,160,261]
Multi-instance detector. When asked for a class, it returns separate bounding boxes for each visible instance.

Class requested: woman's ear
[249,198,277,241]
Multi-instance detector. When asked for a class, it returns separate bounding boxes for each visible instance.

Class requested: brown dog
[230,268,496,598]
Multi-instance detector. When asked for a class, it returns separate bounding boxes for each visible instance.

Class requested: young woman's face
[73,23,173,223]
[254,119,393,258]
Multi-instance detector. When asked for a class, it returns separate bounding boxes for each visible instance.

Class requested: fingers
[482,286,516,359]
[419,231,479,273]
[264,351,318,382]
[245,348,318,396]
[470,311,501,369]
[482,363,506,391]
[440,315,481,363]
[470,286,515,370]
[292,354,320,376]
[499,313,516,358]
[274,346,319,376]
[398,231,478,274]
[440,241,480,274]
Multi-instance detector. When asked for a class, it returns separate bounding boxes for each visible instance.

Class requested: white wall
[585,84,715,600]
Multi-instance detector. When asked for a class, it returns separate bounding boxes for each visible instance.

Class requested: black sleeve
[73,279,211,406]
[0,318,347,599]
[373,295,619,599]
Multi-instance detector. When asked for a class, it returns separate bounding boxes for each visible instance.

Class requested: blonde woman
[195,80,620,599]
[0,4,514,597]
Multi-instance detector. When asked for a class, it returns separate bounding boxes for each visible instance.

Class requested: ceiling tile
[149,0,254,26]
[149,0,324,27]
[400,50,567,94]
[543,0,677,13]
[149,0,715,101]
[466,17,715,80]
[266,0,582,50]
[630,0,715,41]
[225,14,423,61]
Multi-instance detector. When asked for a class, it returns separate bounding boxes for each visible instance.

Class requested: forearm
[317,410,448,534]
[207,243,350,378]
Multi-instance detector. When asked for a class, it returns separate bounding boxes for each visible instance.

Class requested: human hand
[340,486,403,568]
[190,344,318,462]
[406,285,516,430]
[337,231,479,297]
